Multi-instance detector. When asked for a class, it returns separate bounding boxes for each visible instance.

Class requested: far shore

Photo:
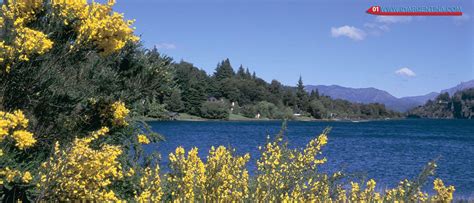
[140,113,404,122]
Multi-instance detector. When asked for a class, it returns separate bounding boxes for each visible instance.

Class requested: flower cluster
[0,0,138,73]
[0,110,36,150]
[166,147,206,201]
[433,178,455,202]
[0,0,54,72]
[110,101,130,126]
[1,0,43,26]
[134,166,163,202]
[52,0,139,55]
[137,134,150,144]
[13,26,54,61]
[38,127,123,201]
[0,167,32,185]
[254,131,332,201]
[0,110,36,187]
[349,179,382,202]
[166,146,250,202]
[205,146,250,201]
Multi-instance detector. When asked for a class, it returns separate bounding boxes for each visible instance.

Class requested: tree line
[148,56,400,120]
[408,88,474,119]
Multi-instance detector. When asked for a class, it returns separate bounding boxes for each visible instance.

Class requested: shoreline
[140,114,405,122]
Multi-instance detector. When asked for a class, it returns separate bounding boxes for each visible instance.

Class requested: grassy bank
[142,113,398,122]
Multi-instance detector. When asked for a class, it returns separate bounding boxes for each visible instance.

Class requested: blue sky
[113,0,473,97]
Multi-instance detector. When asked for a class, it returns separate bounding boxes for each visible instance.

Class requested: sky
[112,0,473,98]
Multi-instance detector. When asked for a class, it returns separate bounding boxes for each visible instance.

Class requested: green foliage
[147,102,169,119]
[240,102,294,119]
[170,58,398,120]
[200,101,230,119]
[164,88,184,113]
[296,76,310,112]
[174,61,208,115]
[213,58,235,81]
[408,88,474,119]
[308,100,326,119]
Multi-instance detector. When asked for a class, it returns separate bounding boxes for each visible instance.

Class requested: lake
[145,119,474,198]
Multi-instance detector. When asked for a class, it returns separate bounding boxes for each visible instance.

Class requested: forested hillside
[165,59,400,120]
[407,88,474,119]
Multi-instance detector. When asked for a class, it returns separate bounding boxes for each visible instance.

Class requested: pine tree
[237,65,246,78]
[214,58,235,81]
[164,88,184,112]
[309,89,320,100]
[296,76,310,112]
[245,68,251,79]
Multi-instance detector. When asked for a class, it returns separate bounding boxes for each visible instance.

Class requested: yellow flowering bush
[0,110,458,201]
[52,0,139,55]
[433,178,456,202]
[349,179,382,202]
[13,26,54,61]
[0,167,31,184]
[254,129,335,202]
[0,0,53,72]
[0,0,138,73]
[134,166,163,202]
[1,0,43,26]
[111,101,130,126]
[165,146,251,202]
[0,110,36,150]
[204,146,250,201]
[0,110,38,196]
[37,127,123,201]
[166,147,206,201]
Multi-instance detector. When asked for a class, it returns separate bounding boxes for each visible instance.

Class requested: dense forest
[142,56,400,120]
[407,88,474,119]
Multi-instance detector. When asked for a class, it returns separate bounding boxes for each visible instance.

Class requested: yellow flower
[135,166,162,202]
[205,146,250,201]
[111,101,130,126]
[11,110,29,128]
[22,171,32,183]
[38,129,123,201]
[52,0,139,55]
[137,134,150,144]
[13,26,54,61]
[167,147,206,201]
[1,0,44,26]
[12,130,36,150]
[433,178,455,202]
[126,168,135,177]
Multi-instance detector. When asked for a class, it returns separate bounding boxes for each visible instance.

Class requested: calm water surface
[145,119,474,198]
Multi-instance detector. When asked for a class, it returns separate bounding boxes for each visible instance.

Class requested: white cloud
[395,67,416,77]
[375,16,412,24]
[331,26,366,41]
[331,15,415,41]
[155,43,176,50]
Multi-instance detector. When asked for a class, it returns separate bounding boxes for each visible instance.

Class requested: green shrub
[200,101,229,119]
[241,101,293,119]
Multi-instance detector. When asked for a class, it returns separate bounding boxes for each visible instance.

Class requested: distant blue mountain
[440,80,474,95]
[305,80,474,112]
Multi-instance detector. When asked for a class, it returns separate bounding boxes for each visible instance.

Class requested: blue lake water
[145,119,474,198]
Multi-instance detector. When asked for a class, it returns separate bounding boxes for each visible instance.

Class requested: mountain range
[305,80,474,112]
